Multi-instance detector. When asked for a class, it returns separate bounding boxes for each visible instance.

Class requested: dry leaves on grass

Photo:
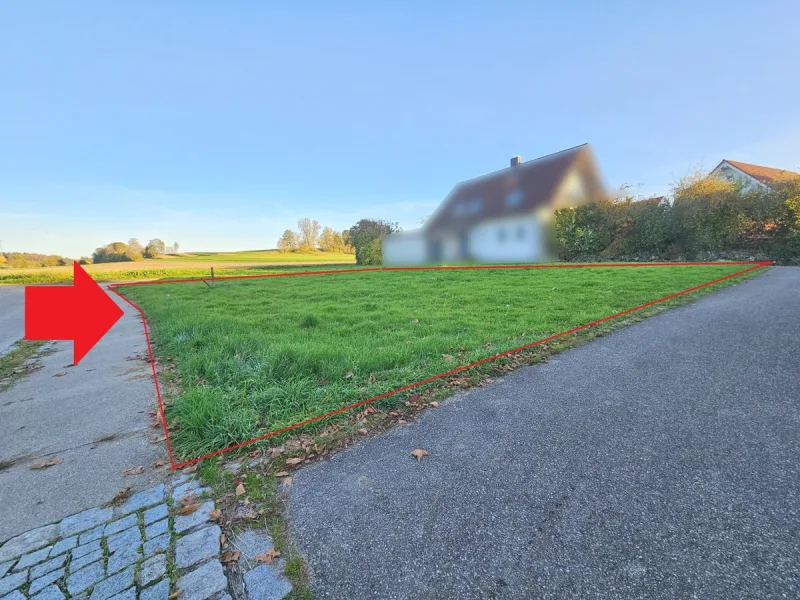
[181,464,197,474]
[209,509,222,521]
[268,447,284,459]
[285,457,303,467]
[235,483,246,496]
[345,370,354,379]
[411,449,429,461]
[30,456,63,470]
[122,465,145,476]
[220,550,240,564]
[274,471,289,477]
[219,533,226,546]
[282,476,293,486]
[357,428,368,435]
[255,549,280,565]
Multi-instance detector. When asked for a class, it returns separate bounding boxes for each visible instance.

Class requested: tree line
[554,171,800,263]
[277,217,400,265]
[90,239,180,264]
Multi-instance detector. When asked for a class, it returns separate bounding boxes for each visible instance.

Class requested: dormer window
[506,189,523,208]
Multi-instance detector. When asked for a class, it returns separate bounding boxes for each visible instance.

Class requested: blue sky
[1,1,799,257]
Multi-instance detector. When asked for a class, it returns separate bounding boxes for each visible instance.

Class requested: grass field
[0,250,356,285]
[118,264,757,461]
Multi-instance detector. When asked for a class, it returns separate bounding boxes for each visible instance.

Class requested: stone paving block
[120,485,165,515]
[175,525,221,569]
[177,560,228,600]
[71,540,102,561]
[107,547,141,575]
[0,525,59,563]
[88,566,134,600]
[174,501,215,533]
[13,546,52,571]
[66,561,105,596]
[218,595,233,600]
[104,515,138,537]
[106,588,135,600]
[139,555,166,587]
[48,537,77,558]
[69,550,103,573]
[0,590,25,600]
[229,530,274,571]
[243,564,293,600]
[78,525,105,545]
[143,504,168,526]
[0,562,12,579]
[173,480,203,501]
[30,554,66,580]
[139,579,169,600]
[28,567,65,595]
[60,508,113,538]
[143,534,170,557]
[144,519,168,540]
[30,585,66,600]
[106,527,141,553]
[0,570,27,597]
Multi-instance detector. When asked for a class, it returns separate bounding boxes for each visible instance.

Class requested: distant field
[0,250,356,285]
[119,264,755,460]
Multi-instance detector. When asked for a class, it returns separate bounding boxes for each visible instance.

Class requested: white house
[709,159,800,192]
[383,144,605,266]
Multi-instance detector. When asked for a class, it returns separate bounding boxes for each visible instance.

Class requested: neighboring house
[383,144,605,266]
[709,159,800,192]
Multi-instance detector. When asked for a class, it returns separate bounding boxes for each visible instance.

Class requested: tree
[79,256,93,265]
[319,226,345,252]
[297,218,321,250]
[0,253,6,264]
[173,242,180,255]
[144,238,166,258]
[277,229,301,252]
[348,219,400,265]
[93,242,138,263]
[127,238,144,259]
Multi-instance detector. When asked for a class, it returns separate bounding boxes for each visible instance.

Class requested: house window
[497,228,506,243]
[506,189,523,207]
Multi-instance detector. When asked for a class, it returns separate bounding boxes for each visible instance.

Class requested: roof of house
[720,160,800,188]
[426,144,601,233]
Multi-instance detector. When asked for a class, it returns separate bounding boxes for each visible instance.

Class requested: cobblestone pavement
[0,478,292,600]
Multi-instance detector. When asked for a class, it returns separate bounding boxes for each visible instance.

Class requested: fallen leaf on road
[177,504,200,516]
[112,487,133,504]
[53,372,67,378]
[235,483,246,496]
[255,549,280,565]
[411,449,429,461]
[168,591,184,600]
[178,494,198,506]
[209,509,222,521]
[151,459,168,468]
[274,471,289,477]
[282,477,293,486]
[219,533,226,546]
[122,465,145,476]
[31,456,63,469]
[285,457,303,467]
[220,550,240,563]
[430,401,439,408]
[149,435,166,444]
[182,465,197,474]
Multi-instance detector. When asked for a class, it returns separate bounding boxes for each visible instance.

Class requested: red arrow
[25,261,124,365]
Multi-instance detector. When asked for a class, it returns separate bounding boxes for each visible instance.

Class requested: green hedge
[555,174,800,264]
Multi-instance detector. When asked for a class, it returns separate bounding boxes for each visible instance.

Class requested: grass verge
[0,340,49,392]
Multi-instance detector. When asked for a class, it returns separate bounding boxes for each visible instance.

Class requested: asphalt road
[0,287,170,542]
[288,267,800,600]
[0,286,24,356]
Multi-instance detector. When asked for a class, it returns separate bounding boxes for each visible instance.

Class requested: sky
[1,1,799,257]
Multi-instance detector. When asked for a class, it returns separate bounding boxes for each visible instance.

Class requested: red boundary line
[107,261,772,469]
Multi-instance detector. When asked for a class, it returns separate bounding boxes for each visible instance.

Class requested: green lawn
[0,251,356,285]
[119,264,756,460]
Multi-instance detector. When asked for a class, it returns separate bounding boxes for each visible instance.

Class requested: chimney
[510,155,522,167]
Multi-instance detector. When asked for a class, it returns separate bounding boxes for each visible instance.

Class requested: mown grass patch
[119,264,760,461]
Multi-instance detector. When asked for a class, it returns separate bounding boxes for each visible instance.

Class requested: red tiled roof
[724,160,800,187]
[426,144,600,233]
